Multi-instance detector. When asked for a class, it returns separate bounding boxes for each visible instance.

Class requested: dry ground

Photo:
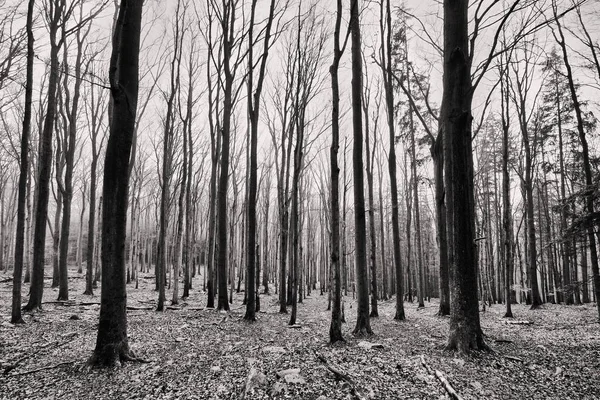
[1,267,599,399]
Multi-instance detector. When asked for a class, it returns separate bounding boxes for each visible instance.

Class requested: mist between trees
[0,0,599,368]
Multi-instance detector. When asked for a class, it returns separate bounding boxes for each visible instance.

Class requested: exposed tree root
[8,361,75,377]
[420,355,463,400]
[88,345,148,368]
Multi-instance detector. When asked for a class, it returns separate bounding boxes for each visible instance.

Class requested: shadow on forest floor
[1,267,599,399]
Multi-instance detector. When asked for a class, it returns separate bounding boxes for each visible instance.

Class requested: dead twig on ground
[8,361,76,377]
[420,355,463,400]
[315,351,366,400]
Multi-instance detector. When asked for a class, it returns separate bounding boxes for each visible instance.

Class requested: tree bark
[350,0,372,336]
[379,0,404,320]
[443,0,487,353]
[90,0,143,367]
[11,0,35,324]
[24,0,63,311]
[553,7,600,319]
[244,0,276,321]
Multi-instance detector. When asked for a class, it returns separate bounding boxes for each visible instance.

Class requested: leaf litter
[1,269,599,399]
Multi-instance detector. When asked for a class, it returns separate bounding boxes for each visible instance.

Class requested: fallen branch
[420,355,463,400]
[504,355,524,363]
[315,352,366,400]
[126,306,153,311]
[9,361,75,377]
[503,320,532,325]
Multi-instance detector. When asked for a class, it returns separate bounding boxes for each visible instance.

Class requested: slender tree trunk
[554,8,600,319]
[11,0,35,323]
[24,0,62,311]
[350,0,372,336]
[380,0,404,320]
[500,57,513,318]
[58,18,87,301]
[432,137,449,315]
[216,2,234,312]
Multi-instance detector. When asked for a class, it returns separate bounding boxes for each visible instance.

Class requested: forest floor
[0,268,599,400]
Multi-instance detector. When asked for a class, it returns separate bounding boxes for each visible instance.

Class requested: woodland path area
[1,268,599,400]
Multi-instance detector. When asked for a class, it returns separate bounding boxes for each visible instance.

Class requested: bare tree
[90,0,144,367]
[244,0,278,321]
[11,0,35,324]
[24,0,64,311]
[350,0,372,336]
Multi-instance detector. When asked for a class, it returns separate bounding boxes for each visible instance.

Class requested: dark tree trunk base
[437,303,450,316]
[445,329,490,354]
[11,317,25,324]
[89,344,147,368]
[393,312,405,321]
[22,304,42,312]
[83,289,93,296]
[329,324,344,344]
[352,326,373,337]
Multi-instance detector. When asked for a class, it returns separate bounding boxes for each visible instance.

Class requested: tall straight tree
[11,0,35,324]
[498,44,514,318]
[24,0,64,311]
[329,0,348,343]
[157,0,184,312]
[214,0,242,311]
[244,0,277,322]
[90,0,143,367]
[510,39,543,309]
[379,0,404,320]
[442,0,487,352]
[553,3,600,319]
[350,0,371,336]
[57,1,97,301]
[83,67,107,296]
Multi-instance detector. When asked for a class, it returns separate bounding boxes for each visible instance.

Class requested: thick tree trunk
[90,0,143,367]
[443,0,487,353]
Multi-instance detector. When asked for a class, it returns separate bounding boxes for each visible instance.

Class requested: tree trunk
[554,8,600,319]
[443,0,487,353]
[500,56,513,318]
[24,0,62,311]
[58,18,87,301]
[380,0,404,320]
[432,137,449,315]
[11,0,35,323]
[350,0,372,336]
[216,1,234,311]
[90,0,143,367]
